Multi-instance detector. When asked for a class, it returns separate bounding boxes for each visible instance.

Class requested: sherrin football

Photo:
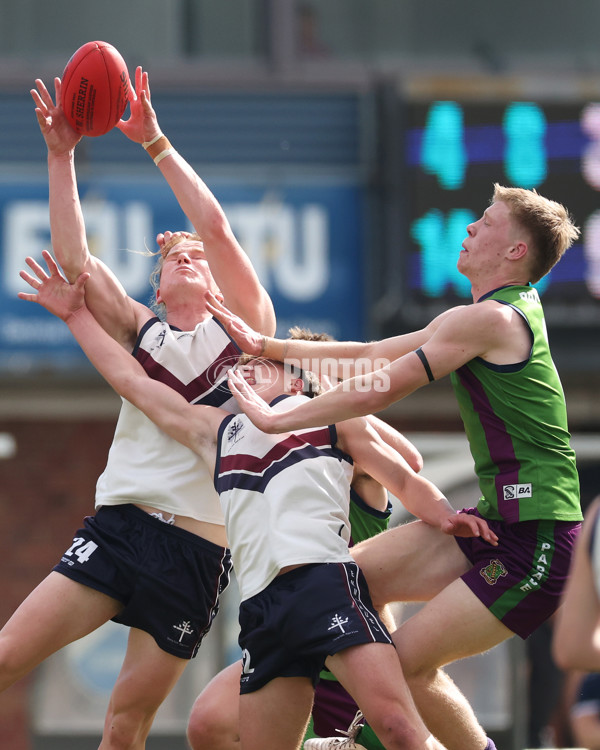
[61,41,131,137]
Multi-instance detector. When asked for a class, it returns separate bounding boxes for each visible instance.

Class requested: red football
[61,41,131,137]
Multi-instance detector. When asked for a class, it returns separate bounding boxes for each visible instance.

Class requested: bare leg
[327,642,445,750]
[99,627,188,750]
[187,660,242,750]
[0,571,121,691]
[239,676,314,750]
[394,578,512,750]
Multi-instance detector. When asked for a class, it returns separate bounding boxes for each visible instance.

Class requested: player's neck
[165,303,212,331]
[470,274,528,302]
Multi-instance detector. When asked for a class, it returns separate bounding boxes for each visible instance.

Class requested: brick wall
[0,419,116,750]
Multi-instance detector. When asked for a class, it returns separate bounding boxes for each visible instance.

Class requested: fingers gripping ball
[61,41,131,137]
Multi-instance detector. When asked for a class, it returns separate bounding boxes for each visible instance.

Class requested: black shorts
[238,561,392,694]
[54,504,232,658]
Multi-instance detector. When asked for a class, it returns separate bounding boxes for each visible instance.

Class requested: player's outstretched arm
[206,291,441,378]
[118,66,275,335]
[226,303,497,434]
[336,417,498,545]
[19,251,219,459]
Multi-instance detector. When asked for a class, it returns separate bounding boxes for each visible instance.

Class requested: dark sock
[355,723,386,750]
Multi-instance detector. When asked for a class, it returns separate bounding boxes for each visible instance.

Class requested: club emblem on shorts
[173,620,194,642]
[328,614,350,634]
[480,559,508,585]
[227,418,244,444]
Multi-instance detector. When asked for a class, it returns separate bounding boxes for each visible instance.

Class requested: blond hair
[147,231,203,316]
[492,183,580,283]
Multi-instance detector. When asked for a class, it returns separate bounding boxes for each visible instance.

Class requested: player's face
[237,359,287,403]
[157,241,219,305]
[459,200,519,279]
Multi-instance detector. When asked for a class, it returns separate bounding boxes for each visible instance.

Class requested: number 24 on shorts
[64,536,99,564]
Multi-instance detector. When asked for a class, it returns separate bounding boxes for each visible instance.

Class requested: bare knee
[187,695,240,750]
[369,711,427,750]
[0,638,31,689]
[101,703,156,750]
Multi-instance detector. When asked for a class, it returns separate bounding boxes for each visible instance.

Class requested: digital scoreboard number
[402,100,600,328]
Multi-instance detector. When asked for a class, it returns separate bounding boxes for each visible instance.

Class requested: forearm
[65,306,143,400]
[48,151,90,281]
[154,149,275,333]
[365,415,423,473]
[261,355,427,433]
[399,474,456,527]
[261,331,429,379]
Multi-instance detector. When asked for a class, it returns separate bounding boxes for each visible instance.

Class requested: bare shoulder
[441,299,520,336]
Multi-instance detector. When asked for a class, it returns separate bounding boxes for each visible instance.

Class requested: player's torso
[451,286,581,524]
[96,317,241,528]
[215,395,355,601]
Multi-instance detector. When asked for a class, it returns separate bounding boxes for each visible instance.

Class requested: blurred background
[1,1,600,748]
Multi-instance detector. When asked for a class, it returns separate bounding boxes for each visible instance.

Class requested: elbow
[202,212,230,245]
[409,451,424,473]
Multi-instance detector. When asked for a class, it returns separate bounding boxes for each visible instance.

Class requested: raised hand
[227,369,278,432]
[156,230,194,253]
[206,291,265,355]
[31,77,81,154]
[441,512,499,546]
[116,65,161,145]
[18,249,89,321]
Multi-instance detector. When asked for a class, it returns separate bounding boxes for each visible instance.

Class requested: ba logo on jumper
[502,483,532,500]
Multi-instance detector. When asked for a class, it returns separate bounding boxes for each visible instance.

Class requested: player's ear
[509,241,528,261]
[290,376,304,395]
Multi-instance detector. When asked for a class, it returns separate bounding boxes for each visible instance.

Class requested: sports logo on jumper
[502,483,532,501]
[227,417,244,444]
[480,559,508,585]
[328,613,350,634]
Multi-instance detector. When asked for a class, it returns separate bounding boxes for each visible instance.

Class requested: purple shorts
[309,677,360,738]
[455,508,581,639]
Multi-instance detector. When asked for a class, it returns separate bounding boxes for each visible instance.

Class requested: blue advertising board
[0,172,365,376]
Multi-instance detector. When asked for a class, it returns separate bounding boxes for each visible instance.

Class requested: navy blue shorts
[238,561,392,694]
[54,504,232,658]
[455,508,581,639]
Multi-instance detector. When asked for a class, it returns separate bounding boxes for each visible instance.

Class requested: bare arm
[31,78,145,348]
[19,251,221,462]
[553,498,600,671]
[117,67,275,335]
[336,417,497,544]
[364,415,423,473]
[225,302,516,433]
[206,291,436,376]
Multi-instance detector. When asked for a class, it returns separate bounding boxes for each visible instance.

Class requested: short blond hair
[493,183,580,283]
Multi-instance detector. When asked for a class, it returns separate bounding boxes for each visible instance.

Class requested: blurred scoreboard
[400,99,600,329]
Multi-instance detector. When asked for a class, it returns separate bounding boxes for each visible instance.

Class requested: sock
[355,723,386,750]
[485,739,497,750]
